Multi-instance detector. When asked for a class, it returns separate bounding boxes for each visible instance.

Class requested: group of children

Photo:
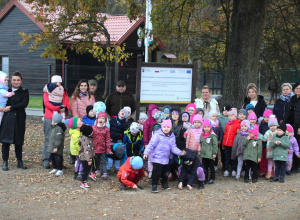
[46,100,299,192]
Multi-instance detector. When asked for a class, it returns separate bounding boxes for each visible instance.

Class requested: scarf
[210,119,219,128]
[203,130,212,139]
[240,131,248,136]
[191,128,202,142]
[280,92,294,102]
[80,91,88,97]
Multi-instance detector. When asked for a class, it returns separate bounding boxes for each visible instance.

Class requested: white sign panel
[140,67,192,103]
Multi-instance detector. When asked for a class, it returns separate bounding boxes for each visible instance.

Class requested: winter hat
[171,106,181,114]
[247,112,257,121]
[64,117,78,129]
[293,82,300,91]
[202,119,212,128]
[124,106,131,115]
[130,122,140,133]
[97,112,107,121]
[118,109,128,119]
[257,117,264,125]
[130,156,143,169]
[238,109,248,118]
[228,108,237,117]
[51,75,62,83]
[208,111,218,119]
[161,119,172,128]
[268,115,278,127]
[181,112,190,120]
[86,105,94,115]
[241,120,250,128]
[114,143,126,159]
[0,71,8,85]
[245,104,255,111]
[286,124,293,133]
[80,124,93,136]
[52,113,63,124]
[94,102,106,113]
[163,105,172,114]
[196,108,204,115]
[248,124,259,136]
[193,114,203,124]
[222,105,231,112]
[278,123,287,132]
[154,111,166,123]
[139,112,148,120]
[263,109,273,118]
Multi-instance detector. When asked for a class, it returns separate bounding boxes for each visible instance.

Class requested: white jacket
[194,98,220,119]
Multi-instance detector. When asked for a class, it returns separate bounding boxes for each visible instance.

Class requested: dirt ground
[0,116,300,220]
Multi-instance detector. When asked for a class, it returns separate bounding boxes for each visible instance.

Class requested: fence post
[47,64,51,83]
[64,64,68,88]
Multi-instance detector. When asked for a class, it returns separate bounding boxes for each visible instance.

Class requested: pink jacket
[71,94,95,119]
[186,129,201,153]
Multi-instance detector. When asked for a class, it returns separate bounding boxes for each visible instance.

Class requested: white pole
[145,0,151,62]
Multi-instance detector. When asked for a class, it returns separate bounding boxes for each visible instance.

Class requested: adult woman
[194,85,220,119]
[42,74,70,169]
[285,82,300,172]
[0,71,29,171]
[242,83,267,118]
[70,79,95,119]
[273,83,294,123]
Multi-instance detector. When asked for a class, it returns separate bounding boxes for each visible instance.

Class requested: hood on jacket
[94,101,106,113]
[57,122,67,132]
[186,103,196,115]
[0,71,8,85]
[147,104,159,119]
[286,124,294,137]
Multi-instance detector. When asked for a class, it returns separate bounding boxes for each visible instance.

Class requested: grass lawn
[28,96,43,109]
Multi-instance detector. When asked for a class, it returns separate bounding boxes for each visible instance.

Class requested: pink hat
[286,124,293,133]
[248,124,259,137]
[97,112,107,122]
[241,120,250,128]
[124,106,131,115]
[193,114,203,124]
[161,119,172,128]
[227,108,237,117]
[263,109,273,118]
[202,119,212,128]
[247,112,257,121]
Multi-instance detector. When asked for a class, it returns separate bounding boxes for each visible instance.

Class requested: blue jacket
[123,128,144,157]
[106,143,127,164]
[0,82,9,108]
[82,115,96,126]
[109,116,128,142]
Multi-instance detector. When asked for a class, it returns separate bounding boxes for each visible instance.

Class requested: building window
[0,56,9,74]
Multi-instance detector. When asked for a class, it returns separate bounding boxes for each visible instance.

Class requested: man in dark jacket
[106,80,136,117]
[268,77,280,103]
[88,79,104,102]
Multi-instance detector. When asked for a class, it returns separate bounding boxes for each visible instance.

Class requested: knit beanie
[80,124,93,136]
[247,112,257,121]
[124,106,131,115]
[228,108,237,117]
[196,108,204,115]
[163,105,172,114]
[258,117,264,125]
[263,109,273,118]
[202,119,212,128]
[86,105,94,116]
[181,112,190,121]
[51,75,62,83]
[130,122,140,133]
[64,117,78,129]
[52,113,63,124]
[0,71,8,85]
[193,114,203,124]
[154,111,166,123]
[241,120,250,128]
[139,112,148,120]
[94,101,106,113]
[245,104,255,111]
[238,109,248,118]
[119,109,128,119]
[248,124,259,136]
[222,105,231,112]
[208,111,218,119]
[161,119,172,128]
[268,115,278,127]
[114,143,126,159]
[130,156,143,169]
[278,123,287,132]
[286,124,293,133]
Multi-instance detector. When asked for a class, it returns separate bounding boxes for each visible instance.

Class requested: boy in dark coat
[110,109,129,143]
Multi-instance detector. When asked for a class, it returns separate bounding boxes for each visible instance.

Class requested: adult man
[106,80,136,117]
[88,79,104,102]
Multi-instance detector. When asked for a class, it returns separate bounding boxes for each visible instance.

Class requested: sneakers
[89,172,97,181]
[120,185,126,191]
[101,173,109,179]
[214,166,218,172]
[148,172,152,179]
[162,184,170,190]
[152,185,158,193]
[49,169,58,174]
[235,174,240,180]
[208,179,214,184]
[80,181,90,189]
[224,170,229,177]
[95,170,101,177]
[232,171,236,177]
[198,181,205,189]
[56,170,63,176]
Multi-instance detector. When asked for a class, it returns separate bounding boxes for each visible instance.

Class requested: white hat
[130,122,140,133]
[51,75,62,83]
[139,112,148,120]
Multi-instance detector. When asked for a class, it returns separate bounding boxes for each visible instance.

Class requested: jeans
[274,160,286,179]
[42,118,52,166]
[94,153,107,174]
[107,158,121,171]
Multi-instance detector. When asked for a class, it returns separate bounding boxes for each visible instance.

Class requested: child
[0,71,14,125]
[138,112,148,130]
[124,106,134,127]
[185,103,197,123]
[270,123,290,183]
[65,117,83,180]
[248,112,257,126]
[47,114,66,176]
[286,124,300,175]
[222,108,241,177]
[107,143,127,172]
[143,119,186,193]
[245,104,255,115]
[43,75,65,120]
[196,108,204,117]
[182,112,193,128]
[82,105,96,126]
[186,115,203,155]
[93,101,110,128]
[117,156,147,190]
[92,112,111,178]
[219,105,231,170]
[123,122,144,157]
[231,120,250,179]
[110,109,129,143]
[263,116,278,179]
[78,124,95,188]
[200,119,218,184]
[237,109,248,122]
[178,149,205,190]
[243,125,262,183]
[163,105,172,119]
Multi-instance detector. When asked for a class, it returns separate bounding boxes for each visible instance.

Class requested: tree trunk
[102,64,111,100]
[219,0,267,108]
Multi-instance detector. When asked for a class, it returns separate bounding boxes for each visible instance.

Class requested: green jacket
[200,133,218,159]
[243,138,262,163]
[219,114,229,132]
[269,135,290,161]
[46,123,66,156]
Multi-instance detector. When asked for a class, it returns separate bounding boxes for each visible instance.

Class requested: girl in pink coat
[186,114,203,155]
[186,103,197,124]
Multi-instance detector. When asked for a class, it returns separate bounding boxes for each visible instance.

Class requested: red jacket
[117,157,145,188]
[222,119,241,147]
[92,125,111,154]
[143,104,159,145]
[43,91,70,119]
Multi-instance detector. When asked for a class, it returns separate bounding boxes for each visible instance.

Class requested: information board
[140,67,193,104]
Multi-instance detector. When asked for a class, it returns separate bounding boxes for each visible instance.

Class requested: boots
[265,172,272,179]
[2,161,8,171]
[17,160,27,169]
[198,181,205,189]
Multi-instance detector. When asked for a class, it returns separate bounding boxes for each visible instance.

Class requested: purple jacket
[144,129,182,165]
[288,126,299,159]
